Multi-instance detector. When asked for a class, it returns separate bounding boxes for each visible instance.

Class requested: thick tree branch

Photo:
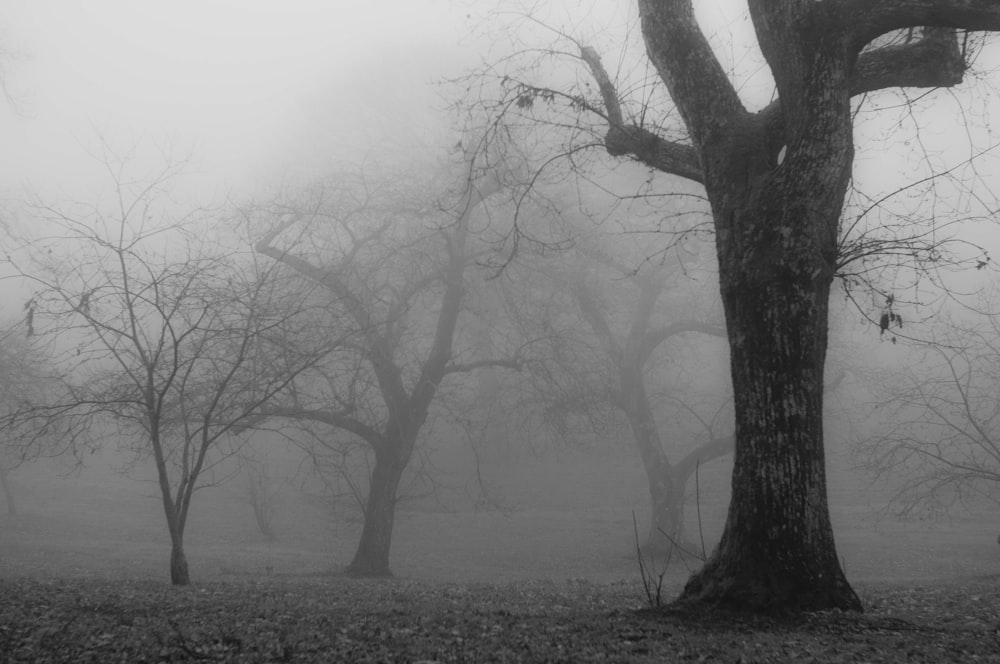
[637,0,748,153]
[410,181,486,412]
[746,26,968,169]
[571,279,621,360]
[254,211,408,410]
[443,358,521,375]
[255,215,372,331]
[639,321,727,363]
[623,276,664,361]
[864,1,1000,39]
[674,434,734,484]
[579,46,704,184]
[261,405,381,448]
[850,28,965,95]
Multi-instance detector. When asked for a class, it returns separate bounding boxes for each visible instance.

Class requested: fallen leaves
[0,575,998,662]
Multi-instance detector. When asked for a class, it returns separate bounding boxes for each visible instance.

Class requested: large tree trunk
[644,466,687,556]
[680,197,860,611]
[670,18,863,608]
[347,447,406,577]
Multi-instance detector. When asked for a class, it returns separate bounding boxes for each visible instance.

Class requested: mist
[2,3,1000,660]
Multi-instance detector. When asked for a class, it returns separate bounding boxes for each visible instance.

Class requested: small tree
[251,145,520,576]
[8,147,331,584]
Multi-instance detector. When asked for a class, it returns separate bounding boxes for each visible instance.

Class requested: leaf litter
[1,575,999,662]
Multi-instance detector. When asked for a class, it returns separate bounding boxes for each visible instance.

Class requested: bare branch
[579,43,703,183]
[260,405,381,449]
[639,320,727,362]
[443,358,521,375]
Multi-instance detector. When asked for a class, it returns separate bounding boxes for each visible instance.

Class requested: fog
[0,1,473,197]
[1,2,999,591]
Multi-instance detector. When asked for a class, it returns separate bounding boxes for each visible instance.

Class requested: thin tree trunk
[620,364,689,555]
[164,499,190,585]
[347,448,406,577]
[249,474,277,541]
[0,469,16,517]
[170,536,190,586]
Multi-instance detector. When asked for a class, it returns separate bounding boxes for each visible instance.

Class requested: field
[1,446,999,662]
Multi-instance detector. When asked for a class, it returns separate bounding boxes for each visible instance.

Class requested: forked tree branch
[579,46,703,184]
[637,0,747,153]
[639,321,727,364]
[580,8,991,181]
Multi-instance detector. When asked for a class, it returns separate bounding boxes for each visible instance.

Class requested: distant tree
[0,467,12,516]
[508,222,730,555]
[0,324,69,517]
[0,333,28,517]
[0,32,23,113]
[468,3,1000,611]
[241,453,280,541]
[6,146,332,584]
[251,145,520,576]
[859,305,1000,518]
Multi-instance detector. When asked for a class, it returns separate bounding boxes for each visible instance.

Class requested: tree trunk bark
[644,467,687,556]
[619,365,691,556]
[346,447,406,577]
[0,469,16,517]
[679,206,860,611]
[249,475,277,541]
[169,534,190,585]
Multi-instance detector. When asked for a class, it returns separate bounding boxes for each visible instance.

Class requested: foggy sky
[0,1,474,197]
[2,1,999,307]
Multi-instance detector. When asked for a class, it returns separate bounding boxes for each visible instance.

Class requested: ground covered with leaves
[2,575,999,663]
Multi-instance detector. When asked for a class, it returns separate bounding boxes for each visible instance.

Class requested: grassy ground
[1,450,999,661]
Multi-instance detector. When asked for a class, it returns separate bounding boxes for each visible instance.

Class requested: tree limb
[443,358,520,375]
[637,0,747,154]
[579,46,703,184]
[639,321,727,363]
[850,28,965,95]
[260,405,381,448]
[863,1,1000,38]
[674,434,735,484]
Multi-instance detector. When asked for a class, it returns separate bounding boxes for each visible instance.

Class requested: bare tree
[467,4,1000,611]
[6,147,332,584]
[0,320,73,516]
[251,146,520,576]
[859,307,1000,518]
[506,222,730,554]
